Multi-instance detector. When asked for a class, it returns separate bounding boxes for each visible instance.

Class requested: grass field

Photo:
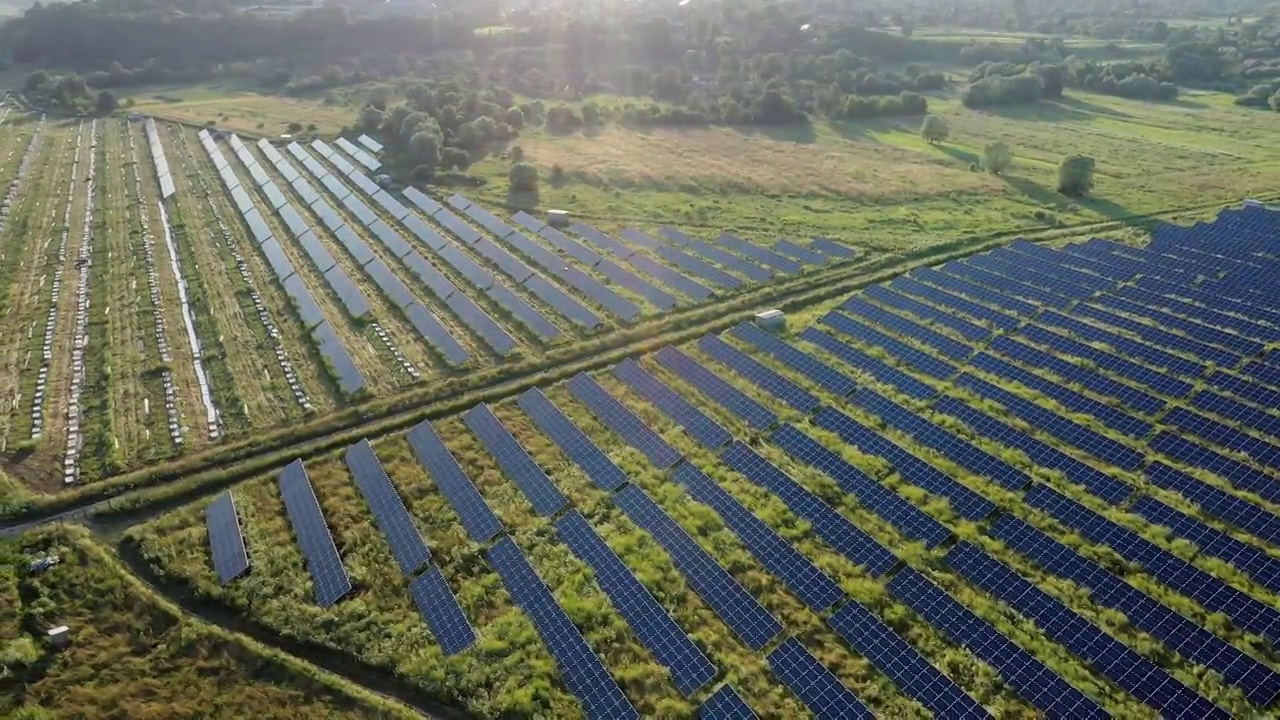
[2,525,421,719]
[119,81,355,137]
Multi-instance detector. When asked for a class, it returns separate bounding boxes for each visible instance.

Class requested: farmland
[127,207,1280,718]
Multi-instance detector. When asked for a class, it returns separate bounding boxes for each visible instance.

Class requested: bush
[920,114,949,144]
[961,73,1044,108]
[982,141,1013,175]
[509,162,539,193]
[412,164,434,182]
[1057,154,1096,196]
[510,145,524,162]
[550,164,566,185]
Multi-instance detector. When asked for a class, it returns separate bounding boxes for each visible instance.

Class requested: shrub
[1057,154,1096,196]
[509,162,539,193]
[920,114,949,144]
[982,141,1013,175]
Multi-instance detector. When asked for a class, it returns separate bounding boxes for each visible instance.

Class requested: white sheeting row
[31,119,78,440]
[63,120,98,483]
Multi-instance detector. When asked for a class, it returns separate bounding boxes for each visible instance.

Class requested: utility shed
[47,626,71,648]
[546,209,571,228]
[754,309,786,332]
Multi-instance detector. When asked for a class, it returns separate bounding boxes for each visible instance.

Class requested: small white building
[546,209,571,228]
[754,309,786,332]
[47,625,71,648]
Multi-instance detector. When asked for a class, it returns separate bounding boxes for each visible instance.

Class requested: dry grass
[123,83,353,136]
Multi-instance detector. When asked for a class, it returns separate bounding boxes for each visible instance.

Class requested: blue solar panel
[310,198,344,232]
[1162,406,1280,470]
[567,372,683,468]
[296,230,337,273]
[371,190,411,221]
[627,252,714,302]
[263,182,288,210]
[463,404,569,516]
[948,259,1072,307]
[1145,461,1280,546]
[715,233,802,274]
[517,387,628,492]
[474,237,534,282]
[945,541,1231,716]
[1074,302,1241,367]
[556,511,716,697]
[205,491,249,585]
[817,311,956,380]
[278,460,352,607]
[698,685,756,720]
[613,359,732,450]
[731,323,857,398]
[891,275,1018,331]
[486,537,639,720]
[408,566,476,655]
[1036,309,1204,378]
[321,174,352,201]
[1018,324,1193,398]
[916,266,1038,318]
[323,265,371,320]
[460,199,515,238]
[344,438,431,575]
[842,296,974,361]
[446,292,517,356]
[501,230,568,273]
[812,406,996,520]
[550,265,640,322]
[721,442,898,576]
[365,257,417,309]
[333,225,376,266]
[406,419,504,543]
[1117,284,1280,344]
[283,274,325,329]
[484,281,561,342]
[653,245,747,289]
[772,239,828,266]
[596,259,678,310]
[887,568,1106,719]
[698,334,820,414]
[933,397,1131,503]
[654,346,777,430]
[278,204,311,240]
[437,244,496,290]
[1130,495,1280,594]
[771,424,950,546]
[672,233,771,283]
[403,187,443,216]
[991,334,1166,415]
[613,485,783,650]
[368,219,414,259]
[522,274,602,329]
[1025,484,1280,642]
[342,194,378,228]
[799,326,936,400]
[1203,369,1280,412]
[826,600,988,719]
[767,637,872,720]
[402,213,447,250]
[311,321,366,396]
[618,228,666,253]
[570,223,632,258]
[404,303,469,366]
[434,209,482,245]
[400,250,458,300]
[260,238,297,281]
[1150,431,1280,506]
[244,208,272,244]
[1191,389,1280,438]
[533,224,602,266]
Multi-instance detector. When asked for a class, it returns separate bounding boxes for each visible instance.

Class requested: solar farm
[0,110,857,488]
[129,204,1280,717]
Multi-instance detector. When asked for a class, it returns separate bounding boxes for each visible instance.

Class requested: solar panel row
[205,491,250,585]
[408,566,477,655]
[613,359,732,450]
[799,327,937,400]
[463,404,569,516]
[731,322,857,398]
[767,637,872,720]
[567,372,683,469]
[406,419,504,543]
[653,346,778,431]
[517,388,629,492]
[344,438,431,575]
[1145,461,1280,546]
[1130,494,1280,594]
[311,321,366,396]
[278,460,352,607]
[840,296,973,361]
[698,334,821,414]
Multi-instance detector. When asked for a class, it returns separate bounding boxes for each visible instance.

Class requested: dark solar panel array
[596,259,678,310]
[1130,495,1280,593]
[485,281,561,341]
[991,334,1166,415]
[731,322,857,398]
[517,387,628,492]
[367,219,414,259]
[1018,324,1193,398]
[403,187,443,216]
[628,252,714,301]
[245,208,272,244]
[1203,370,1280,415]
[1191,389,1280,438]
[698,334,820,414]
[798,327,937,400]
[463,404,569,516]
[297,230,338,273]
[619,228,666,253]
[321,174,352,201]
[1095,293,1265,357]
[406,419,504,543]
[892,275,1019,331]
[653,346,777,430]
[344,439,431,575]
[715,233,802,274]
[532,223,603,266]
[365,257,417,309]
[613,485,783,650]
[260,238,297,281]
[771,424,950,547]
[841,297,972,361]
[372,190,411,221]
[283,274,325,329]
[1036,309,1204,378]
[311,321,366,395]
[205,491,250,585]
[1073,302,1241,367]
[572,223,633,258]
[945,541,1230,717]
[826,600,989,719]
[947,259,1071,307]
[446,292,517,356]
[408,566,476,655]
[460,198,515,238]
[323,264,372,320]
[438,244,496,290]
[556,511,716,697]
[278,460,352,607]
[767,637,873,720]
[654,245,747,289]
[698,685,757,720]
[474,237,535,282]
[402,214,446,250]
[721,442,898,576]
[567,372,683,469]
[613,359,733,450]
[812,406,996,520]
[401,250,458,300]
[674,232,771,283]
[343,194,378,227]
[920,265,1039,318]
[887,568,1107,719]
[523,274,603,329]
[434,208,483,244]
[818,311,956,380]
[1162,405,1280,470]
[773,239,829,266]
[1150,431,1280,506]
[674,463,844,612]
[404,303,470,366]
[1145,462,1280,546]
[486,537,639,720]
[333,225,376,266]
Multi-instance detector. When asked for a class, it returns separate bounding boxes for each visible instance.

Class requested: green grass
[118,80,355,136]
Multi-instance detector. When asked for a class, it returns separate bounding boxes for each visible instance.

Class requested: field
[126,212,1280,718]
[118,82,356,137]
[1,525,421,718]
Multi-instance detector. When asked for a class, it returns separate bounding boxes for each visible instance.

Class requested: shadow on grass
[1000,173,1145,224]
[985,101,1100,123]
[1169,97,1211,110]
[826,119,884,143]
[731,122,818,144]
[1055,95,1133,118]
[932,143,981,166]
[505,189,540,210]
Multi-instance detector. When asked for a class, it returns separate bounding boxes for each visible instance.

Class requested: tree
[1057,154,1095,195]
[24,69,48,92]
[360,106,384,132]
[409,130,442,167]
[287,122,303,133]
[368,85,393,110]
[1271,92,1280,111]
[509,162,539,193]
[95,90,118,114]
[510,145,525,162]
[505,106,525,130]
[920,114,949,144]
[982,142,1013,175]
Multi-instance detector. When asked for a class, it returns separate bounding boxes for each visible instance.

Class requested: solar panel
[260,238,297,281]
[311,321,366,395]
[1130,495,1280,594]
[278,460,352,607]
[714,233,802,274]
[333,225,376,266]
[342,194,378,228]
[613,359,732,449]
[357,134,383,153]
[474,237,535,282]
[1150,431,1280,506]
[404,303,469,366]
[674,463,843,612]
[596,260,677,310]
[523,274,602,329]
[891,275,1018,331]
[329,151,357,177]
[730,322,857,398]
[556,511,717,697]
[371,190,411,221]
[618,228,667,253]
[1036,309,1204,378]
[280,204,311,239]
[654,346,777,430]
[991,334,1166,415]
[666,232,770,283]
[826,600,988,719]
[434,209,482,244]
[566,372,682,468]
[310,139,335,158]
[721,442,898,576]
[499,230,571,275]
[344,438,431,575]
[461,200,515,238]
[773,239,828,266]
[403,187,443,216]
[368,219,414,259]
[321,174,352,201]
[365,257,417,309]
[446,292,517,356]
[406,419,504,543]
[945,541,1231,716]
[402,213,447,250]
[322,265,371,320]
[1145,461,1280,546]
[463,404,569,516]
[1074,302,1241,367]
[244,208,273,244]
[653,245,747,289]
[400,250,457,300]
[283,274,325,329]
[767,637,873,720]
[336,137,381,171]
[840,297,972,360]
[1164,405,1280,470]
[408,566,476,655]
[295,230,338,274]
[484,281,561,341]
[698,334,820,414]
[810,239,858,260]
[800,326,937,400]
[517,388,628,492]
[438,244,496,290]
[627,253,714,302]
[698,685,757,720]
[816,312,954,381]
[486,537,638,720]
[310,198,344,232]
[263,182,288,211]
[571,222,633,258]
[812,407,996,520]
[887,568,1107,719]
[205,491,249,585]
[613,485,783,650]
[771,424,950,547]
[535,224,602,266]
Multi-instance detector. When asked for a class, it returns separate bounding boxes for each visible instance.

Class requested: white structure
[546,209,571,228]
[754,309,786,332]
[47,625,71,648]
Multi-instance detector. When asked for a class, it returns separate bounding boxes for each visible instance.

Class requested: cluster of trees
[961,63,1065,108]
[21,70,121,114]
[1065,60,1179,100]
[1236,82,1280,110]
